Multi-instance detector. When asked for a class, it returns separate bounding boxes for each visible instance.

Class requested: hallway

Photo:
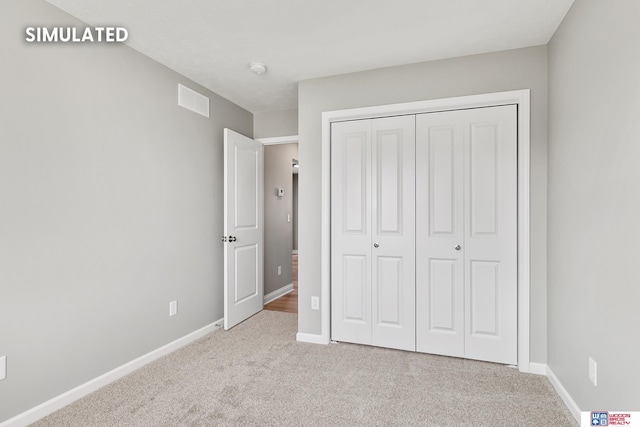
[264,254,298,313]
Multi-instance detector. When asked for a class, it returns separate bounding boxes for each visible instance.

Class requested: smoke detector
[249,62,267,75]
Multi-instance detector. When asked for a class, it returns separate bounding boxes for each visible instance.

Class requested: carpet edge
[0,320,222,427]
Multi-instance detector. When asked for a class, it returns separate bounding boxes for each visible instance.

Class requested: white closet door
[415,112,465,357]
[371,116,416,351]
[416,105,517,365]
[463,105,517,365]
[331,119,372,346]
[331,116,416,351]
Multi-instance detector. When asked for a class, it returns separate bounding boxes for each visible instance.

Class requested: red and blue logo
[592,412,609,426]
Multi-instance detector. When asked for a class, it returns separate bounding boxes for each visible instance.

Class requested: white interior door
[462,105,517,364]
[223,128,264,330]
[331,116,415,351]
[370,116,416,351]
[331,119,372,345]
[416,105,517,364]
[415,111,465,358]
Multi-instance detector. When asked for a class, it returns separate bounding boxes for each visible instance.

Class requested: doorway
[258,137,299,314]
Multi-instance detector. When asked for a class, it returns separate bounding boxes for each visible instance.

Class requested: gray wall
[298,46,549,364]
[264,143,299,296]
[0,0,252,422]
[547,0,640,409]
[254,108,299,139]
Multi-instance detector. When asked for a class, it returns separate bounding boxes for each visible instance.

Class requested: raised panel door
[416,105,517,364]
[463,105,517,364]
[223,129,264,330]
[331,120,372,345]
[371,116,415,351]
[416,113,464,357]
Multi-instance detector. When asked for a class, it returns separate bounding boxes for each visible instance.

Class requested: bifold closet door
[415,111,465,358]
[331,116,416,351]
[416,105,517,365]
[330,119,372,346]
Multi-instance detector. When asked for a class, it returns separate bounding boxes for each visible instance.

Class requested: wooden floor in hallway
[264,254,298,313]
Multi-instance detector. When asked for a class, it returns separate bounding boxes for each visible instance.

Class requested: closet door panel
[342,255,368,322]
[331,120,372,345]
[375,256,403,325]
[468,260,499,335]
[371,116,416,351]
[429,259,457,330]
[463,105,517,365]
[416,113,464,357]
[417,105,517,364]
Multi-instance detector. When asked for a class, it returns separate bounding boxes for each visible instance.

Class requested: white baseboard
[546,366,581,424]
[263,283,293,305]
[1,320,222,427]
[296,332,330,345]
[528,362,547,376]
[518,363,580,424]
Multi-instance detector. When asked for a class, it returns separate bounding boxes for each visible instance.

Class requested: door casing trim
[319,90,531,373]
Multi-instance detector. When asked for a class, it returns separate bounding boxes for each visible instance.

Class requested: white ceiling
[45,0,574,113]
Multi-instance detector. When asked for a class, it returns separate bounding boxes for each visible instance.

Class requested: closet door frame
[317,89,532,373]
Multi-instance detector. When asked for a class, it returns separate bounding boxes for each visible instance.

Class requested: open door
[223,129,264,330]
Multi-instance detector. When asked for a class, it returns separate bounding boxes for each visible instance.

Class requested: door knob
[229,236,237,242]
[221,236,227,242]
[454,244,462,251]
[373,243,379,248]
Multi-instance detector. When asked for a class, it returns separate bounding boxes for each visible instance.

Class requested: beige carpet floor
[33,311,576,426]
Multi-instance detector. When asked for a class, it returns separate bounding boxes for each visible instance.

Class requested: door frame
[319,90,531,372]
[255,135,299,306]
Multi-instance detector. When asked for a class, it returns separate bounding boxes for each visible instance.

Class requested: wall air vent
[178,83,210,118]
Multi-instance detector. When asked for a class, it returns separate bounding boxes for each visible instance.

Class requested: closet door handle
[454,244,462,251]
[373,243,379,248]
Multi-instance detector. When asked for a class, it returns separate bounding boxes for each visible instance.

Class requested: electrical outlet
[589,357,597,386]
[311,296,320,310]
[277,266,282,276]
[0,355,6,381]
[169,300,178,317]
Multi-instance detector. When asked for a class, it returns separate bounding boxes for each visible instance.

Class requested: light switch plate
[169,300,178,317]
[589,357,597,386]
[0,355,6,380]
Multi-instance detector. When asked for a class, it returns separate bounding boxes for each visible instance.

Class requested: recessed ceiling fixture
[248,62,267,75]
